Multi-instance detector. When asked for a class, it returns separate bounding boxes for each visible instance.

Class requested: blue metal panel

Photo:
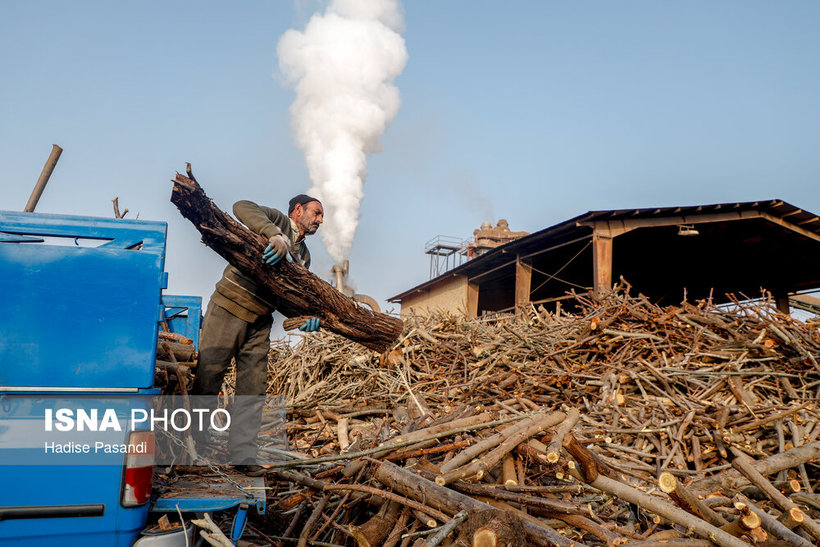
[0,211,165,252]
[0,211,167,389]
[160,295,203,350]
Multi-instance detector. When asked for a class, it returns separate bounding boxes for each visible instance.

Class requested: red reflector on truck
[121,431,155,507]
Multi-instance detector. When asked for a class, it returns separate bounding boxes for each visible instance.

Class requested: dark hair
[288,194,321,215]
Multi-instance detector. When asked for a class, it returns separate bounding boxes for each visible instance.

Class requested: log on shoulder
[170,170,404,352]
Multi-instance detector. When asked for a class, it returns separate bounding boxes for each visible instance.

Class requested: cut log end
[473,528,498,547]
[658,471,678,493]
[735,503,762,530]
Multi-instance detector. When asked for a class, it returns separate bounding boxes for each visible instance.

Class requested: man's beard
[303,222,320,235]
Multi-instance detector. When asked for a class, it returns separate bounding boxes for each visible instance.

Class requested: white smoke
[277,0,407,263]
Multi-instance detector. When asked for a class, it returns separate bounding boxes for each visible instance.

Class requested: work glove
[263,234,289,265]
[299,317,321,332]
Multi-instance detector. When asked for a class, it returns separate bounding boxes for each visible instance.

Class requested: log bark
[170,170,403,352]
[350,500,402,547]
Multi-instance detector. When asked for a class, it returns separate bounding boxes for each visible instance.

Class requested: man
[192,194,324,475]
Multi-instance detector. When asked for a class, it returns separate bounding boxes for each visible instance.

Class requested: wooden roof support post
[774,290,790,315]
[466,280,479,319]
[592,231,613,299]
[515,256,532,314]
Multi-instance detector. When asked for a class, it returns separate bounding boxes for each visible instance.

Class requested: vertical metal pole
[24,144,63,212]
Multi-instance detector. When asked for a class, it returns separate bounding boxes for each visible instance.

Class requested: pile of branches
[210,289,820,546]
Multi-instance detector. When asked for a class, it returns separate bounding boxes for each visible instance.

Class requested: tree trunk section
[170,171,403,352]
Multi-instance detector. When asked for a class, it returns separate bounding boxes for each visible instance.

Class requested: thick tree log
[170,170,403,352]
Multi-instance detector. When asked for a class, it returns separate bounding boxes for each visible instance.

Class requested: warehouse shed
[389,199,820,318]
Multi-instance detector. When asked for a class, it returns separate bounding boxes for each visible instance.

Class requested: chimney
[466,219,529,258]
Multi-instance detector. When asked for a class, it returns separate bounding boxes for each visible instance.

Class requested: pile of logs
[187,289,820,546]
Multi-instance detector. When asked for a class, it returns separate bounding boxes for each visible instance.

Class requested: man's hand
[299,317,321,332]
[263,234,289,265]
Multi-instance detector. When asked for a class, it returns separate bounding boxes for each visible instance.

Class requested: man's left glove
[263,234,289,265]
[299,317,321,332]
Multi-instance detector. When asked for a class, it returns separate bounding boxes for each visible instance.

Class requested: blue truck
[0,211,265,545]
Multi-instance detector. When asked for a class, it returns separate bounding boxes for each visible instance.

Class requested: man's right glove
[263,234,289,265]
[299,317,321,332]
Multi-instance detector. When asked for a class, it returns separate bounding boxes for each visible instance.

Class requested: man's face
[293,201,324,236]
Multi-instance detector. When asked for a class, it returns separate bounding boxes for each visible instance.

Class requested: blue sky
[2,1,819,333]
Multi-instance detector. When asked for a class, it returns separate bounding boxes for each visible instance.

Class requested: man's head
[288,194,323,238]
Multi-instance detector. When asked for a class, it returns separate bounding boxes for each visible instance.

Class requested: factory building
[389,200,820,318]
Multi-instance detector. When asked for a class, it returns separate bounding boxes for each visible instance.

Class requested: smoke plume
[277,0,407,262]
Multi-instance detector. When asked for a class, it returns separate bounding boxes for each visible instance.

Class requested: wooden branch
[157,341,196,362]
[436,411,565,485]
[658,471,728,527]
[564,435,749,547]
[416,470,582,515]
[535,511,622,545]
[690,440,820,496]
[423,510,467,547]
[735,494,814,547]
[776,506,805,530]
[718,502,763,540]
[501,455,517,485]
[382,506,410,547]
[465,510,527,547]
[439,414,540,474]
[546,407,579,463]
[170,171,403,352]
[373,460,587,547]
[561,433,613,482]
[297,493,329,547]
[190,513,233,547]
[158,331,193,344]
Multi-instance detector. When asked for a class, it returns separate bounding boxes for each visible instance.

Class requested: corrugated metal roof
[388,199,820,302]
